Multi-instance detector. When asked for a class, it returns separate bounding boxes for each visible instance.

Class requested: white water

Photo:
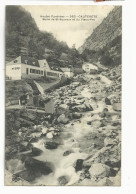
[32,81,106,185]
[17,73,113,185]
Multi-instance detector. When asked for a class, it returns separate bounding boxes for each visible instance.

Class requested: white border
[1,0,136,194]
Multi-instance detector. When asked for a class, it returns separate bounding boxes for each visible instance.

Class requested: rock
[45,141,58,149]
[87,121,92,125]
[31,147,43,156]
[89,163,111,179]
[105,160,121,169]
[57,114,69,124]
[25,158,52,175]
[105,97,111,105]
[91,120,102,128]
[63,150,74,156]
[57,176,69,185]
[41,121,49,127]
[46,132,54,139]
[42,127,48,134]
[84,102,93,111]
[112,103,121,111]
[97,177,114,186]
[72,112,82,119]
[74,159,83,172]
[59,104,69,110]
[71,104,93,112]
[13,170,37,182]
[90,69,98,75]
[104,137,116,147]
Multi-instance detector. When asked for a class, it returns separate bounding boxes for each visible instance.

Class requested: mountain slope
[6,6,69,63]
[79,6,122,67]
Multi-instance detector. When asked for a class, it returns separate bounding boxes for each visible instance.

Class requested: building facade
[61,67,74,78]
[6,56,64,80]
[82,63,98,73]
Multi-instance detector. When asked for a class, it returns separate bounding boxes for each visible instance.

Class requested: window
[47,71,59,77]
[12,67,20,70]
[14,60,18,63]
[30,68,43,75]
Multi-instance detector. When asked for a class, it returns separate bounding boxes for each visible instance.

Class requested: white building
[6,56,64,80]
[82,63,98,73]
[61,67,74,78]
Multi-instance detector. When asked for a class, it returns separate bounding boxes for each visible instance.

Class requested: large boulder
[89,163,111,179]
[72,112,82,119]
[45,141,58,149]
[31,147,43,156]
[25,158,52,175]
[74,159,83,172]
[57,176,69,185]
[46,132,54,139]
[105,97,111,105]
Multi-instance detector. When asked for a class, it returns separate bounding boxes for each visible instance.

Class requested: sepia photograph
[5,5,122,186]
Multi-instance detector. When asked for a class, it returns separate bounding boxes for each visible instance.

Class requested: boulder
[71,104,93,112]
[25,158,52,175]
[13,170,38,182]
[46,132,54,139]
[104,137,116,147]
[87,121,92,125]
[63,150,74,156]
[112,103,121,111]
[45,141,58,149]
[105,97,111,105]
[42,127,48,134]
[97,177,114,186]
[59,104,69,110]
[90,69,98,75]
[57,176,69,185]
[74,159,83,172]
[89,163,111,179]
[31,147,43,156]
[72,112,82,119]
[57,114,69,124]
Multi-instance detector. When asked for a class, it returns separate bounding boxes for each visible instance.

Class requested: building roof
[20,56,40,67]
[6,56,40,67]
[48,62,63,72]
[61,68,72,72]
[82,63,98,70]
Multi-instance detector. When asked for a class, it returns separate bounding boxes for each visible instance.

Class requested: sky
[23,5,114,49]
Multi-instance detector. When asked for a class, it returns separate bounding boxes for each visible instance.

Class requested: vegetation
[6,6,83,68]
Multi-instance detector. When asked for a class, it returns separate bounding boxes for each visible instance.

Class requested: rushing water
[31,75,110,185]
[7,73,113,185]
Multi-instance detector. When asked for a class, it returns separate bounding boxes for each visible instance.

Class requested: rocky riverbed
[5,66,121,186]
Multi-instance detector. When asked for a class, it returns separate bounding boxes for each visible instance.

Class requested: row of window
[12,67,20,70]
[29,69,44,75]
[47,71,60,77]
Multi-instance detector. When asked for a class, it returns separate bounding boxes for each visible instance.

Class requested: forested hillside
[6,6,83,67]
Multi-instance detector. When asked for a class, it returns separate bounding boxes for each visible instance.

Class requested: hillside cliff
[79,6,122,67]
